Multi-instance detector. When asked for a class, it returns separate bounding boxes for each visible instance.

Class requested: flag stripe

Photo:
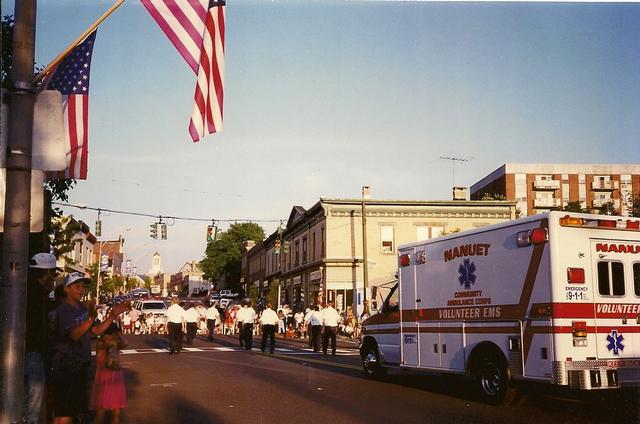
[141,0,208,74]
[79,96,89,178]
[189,4,224,141]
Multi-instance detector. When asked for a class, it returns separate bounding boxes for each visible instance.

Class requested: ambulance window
[611,262,624,296]
[597,262,609,295]
[384,285,399,312]
[597,261,625,296]
[633,263,640,296]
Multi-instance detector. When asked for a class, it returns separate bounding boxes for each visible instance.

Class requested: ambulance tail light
[572,321,588,347]
[530,228,548,244]
[598,219,617,228]
[399,254,411,267]
[627,220,640,229]
[560,216,584,226]
[567,268,585,284]
[516,228,548,247]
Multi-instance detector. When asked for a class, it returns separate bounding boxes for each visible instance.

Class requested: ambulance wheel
[361,344,386,379]
[471,352,513,405]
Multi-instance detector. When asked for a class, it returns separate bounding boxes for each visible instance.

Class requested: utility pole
[361,186,370,311]
[1,0,37,421]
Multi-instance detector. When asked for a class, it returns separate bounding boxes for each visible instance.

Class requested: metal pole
[96,241,103,300]
[1,1,37,422]
[361,187,369,307]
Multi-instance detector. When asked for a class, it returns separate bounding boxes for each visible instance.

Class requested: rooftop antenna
[439,155,472,188]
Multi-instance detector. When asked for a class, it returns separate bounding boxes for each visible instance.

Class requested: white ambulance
[360,211,640,403]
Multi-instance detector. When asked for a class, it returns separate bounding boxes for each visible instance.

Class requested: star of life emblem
[458,259,476,290]
[606,330,624,355]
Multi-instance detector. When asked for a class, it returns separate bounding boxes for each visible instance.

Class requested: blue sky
[3,1,639,273]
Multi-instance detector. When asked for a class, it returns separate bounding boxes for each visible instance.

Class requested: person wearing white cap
[24,253,61,424]
[51,272,126,424]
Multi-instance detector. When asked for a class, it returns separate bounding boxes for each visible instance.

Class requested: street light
[361,186,370,312]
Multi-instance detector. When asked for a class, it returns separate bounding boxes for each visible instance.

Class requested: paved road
[111,333,638,424]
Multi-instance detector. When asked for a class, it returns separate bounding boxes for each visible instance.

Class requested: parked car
[219,289,239,298]
[134,299,168,317]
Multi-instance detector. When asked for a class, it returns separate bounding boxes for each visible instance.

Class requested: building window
[515,174,527,216]
[578,174,586,209]
[302,236,308,264]
[321,227,325,257]
[295,240,300,266]
[312,232,316,261]
[380,226,394,253]
[416,226,429,241]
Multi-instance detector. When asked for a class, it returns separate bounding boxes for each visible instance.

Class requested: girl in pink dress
[90,323,127,424]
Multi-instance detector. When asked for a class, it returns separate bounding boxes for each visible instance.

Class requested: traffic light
[206,225,213,242]
[95,220,102,237]
[161,223,167,240]
[150,223,158,239]
[283,241,290,254]
[274,239,281,253]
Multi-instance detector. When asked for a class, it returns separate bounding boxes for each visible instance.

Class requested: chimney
[453,187,467,201]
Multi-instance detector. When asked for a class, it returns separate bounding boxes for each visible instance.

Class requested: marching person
[237,301,256,350]
[259,303,279,354]
[51,272,126,424]
[309,305,323,353]
[322,301,341,356]
[236,304,245,347]
[184,304,199,345]
[206,302,221,341]
[166,296,185,355]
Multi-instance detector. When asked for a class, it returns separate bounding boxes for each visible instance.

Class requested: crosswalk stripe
[101,346,358,356]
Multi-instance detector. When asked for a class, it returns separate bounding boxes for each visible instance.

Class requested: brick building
[470,164,640,217]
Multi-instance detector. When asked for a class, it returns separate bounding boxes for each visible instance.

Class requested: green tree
[561,201,587,213]
[598,202,619,216]
[1,15,14,89]
[200,222,265,294]
[481,193,506,201]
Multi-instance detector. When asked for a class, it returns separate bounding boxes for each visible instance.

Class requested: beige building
[470,163,640,217]
[55,216,97,274]
[262,198,517,315]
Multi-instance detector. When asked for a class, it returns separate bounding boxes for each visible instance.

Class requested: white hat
[63,272,90,287]
[30,253,61,270]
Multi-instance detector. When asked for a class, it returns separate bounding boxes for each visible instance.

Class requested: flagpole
[33,0,125,86]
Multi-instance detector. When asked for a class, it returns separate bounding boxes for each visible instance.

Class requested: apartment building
[470,164,640,217]
[256,197,516,315]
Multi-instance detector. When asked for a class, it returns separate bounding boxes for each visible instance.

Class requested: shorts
[52,363,89,418]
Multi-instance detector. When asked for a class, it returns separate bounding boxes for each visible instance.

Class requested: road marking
[105,346,358,356]
[149,382,177,388]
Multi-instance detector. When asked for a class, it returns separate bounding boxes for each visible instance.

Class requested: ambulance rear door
[591,239,640,360]
[399,247,419,367]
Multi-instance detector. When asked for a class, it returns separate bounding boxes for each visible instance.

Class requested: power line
[53,202,284,224]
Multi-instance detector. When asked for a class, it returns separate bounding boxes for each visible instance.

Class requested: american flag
[44,31,97,179]
[141,0,225,142]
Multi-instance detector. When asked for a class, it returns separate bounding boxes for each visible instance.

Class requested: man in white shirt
[166,297,185,354]
[309,305,323,352]
[184,304,199,345]
[206,303,221,341]
[259,303,279,354]
[238,301,257,350]
[322,301,342,356]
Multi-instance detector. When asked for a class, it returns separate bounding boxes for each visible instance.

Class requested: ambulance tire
[470,350,515,405]
[361,343,387,379]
